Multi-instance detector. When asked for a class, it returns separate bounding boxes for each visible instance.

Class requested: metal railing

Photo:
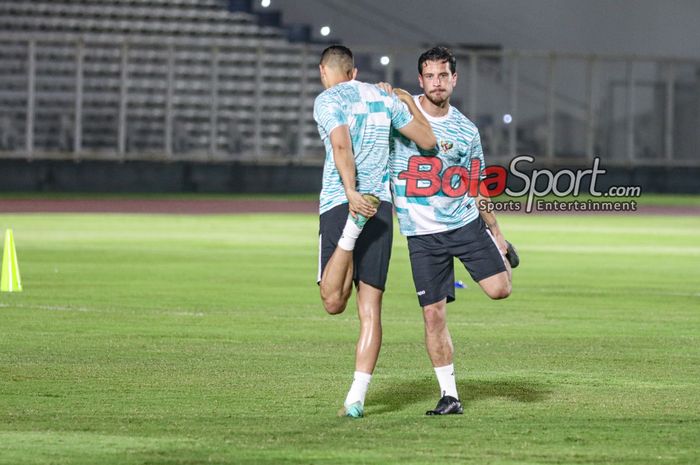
[366,45,700,167]
[0,33,326,163]
[1,33,699,166]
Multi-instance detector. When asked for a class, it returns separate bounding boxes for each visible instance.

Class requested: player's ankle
[338,216,363,251]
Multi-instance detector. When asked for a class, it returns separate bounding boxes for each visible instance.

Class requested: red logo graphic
[397,156,507,198]
[397,155,640,213]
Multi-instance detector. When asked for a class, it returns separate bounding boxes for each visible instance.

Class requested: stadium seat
[0,0,324,160]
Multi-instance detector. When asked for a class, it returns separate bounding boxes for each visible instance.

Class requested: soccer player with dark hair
[314,45,436,418]
[379,46,517,415]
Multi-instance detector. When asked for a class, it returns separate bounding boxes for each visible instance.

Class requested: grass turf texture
[1,212,699,464]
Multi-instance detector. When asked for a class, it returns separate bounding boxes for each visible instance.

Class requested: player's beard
[424,89,450,107]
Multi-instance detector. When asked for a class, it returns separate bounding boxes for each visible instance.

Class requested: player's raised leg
[478,270,511,300]
[478,202,514,299]
[319,194,380,314]
[479,226,512,300]
[319,246,354,315]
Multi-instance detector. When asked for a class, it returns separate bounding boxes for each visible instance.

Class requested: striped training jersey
[390,95,485,236]
[314,80,413,214]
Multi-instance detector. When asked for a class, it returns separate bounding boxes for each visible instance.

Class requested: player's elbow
[416,131,437,151]
[331,141,350,154]
[416,137,437,150]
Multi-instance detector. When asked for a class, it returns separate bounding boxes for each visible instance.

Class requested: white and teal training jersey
[314,80,413,214]
[391,95,485,236]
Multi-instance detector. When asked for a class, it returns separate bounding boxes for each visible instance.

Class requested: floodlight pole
[585,56,598,162]
[165,43,175,159]
[297,44,309,159]
[26,39,36,160]
[625,60,636,163]
[664,62,675,162]
[74,38,84,160]
[468,53,477,119]
[118,40,129,160]
[508,51,519,159]
[253,45,264,160]
[383,55,393,83]
[546,53,556,163]
[209,46,220,159]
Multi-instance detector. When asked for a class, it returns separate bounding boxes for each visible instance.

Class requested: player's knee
[356,302,379,321]
[487,282,511,300]
[322,297,347,315]
[423,303,446,331]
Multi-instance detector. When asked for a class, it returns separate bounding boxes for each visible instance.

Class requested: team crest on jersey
[440,140,454,152]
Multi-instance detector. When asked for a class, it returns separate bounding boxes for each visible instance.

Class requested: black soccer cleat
[426,395,464,415]
[505,241,520,269]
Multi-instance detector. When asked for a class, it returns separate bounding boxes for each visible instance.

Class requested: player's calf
[320,267,352,314]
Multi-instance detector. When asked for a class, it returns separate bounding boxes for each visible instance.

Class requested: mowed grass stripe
[0,212,699,465]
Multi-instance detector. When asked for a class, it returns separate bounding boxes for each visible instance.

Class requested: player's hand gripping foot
[338,401,364,418]
[338,193,380,252]
[505,240,520,269]
[349,193,381,229]
[426,395,463,415]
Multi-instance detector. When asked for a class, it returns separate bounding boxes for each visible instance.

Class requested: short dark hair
[418,46,456,74]
[320,45,354,76]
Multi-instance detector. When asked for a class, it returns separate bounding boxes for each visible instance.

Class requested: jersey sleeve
[469,131,487,180]
[313,93,347,136]
[388,93,413,129]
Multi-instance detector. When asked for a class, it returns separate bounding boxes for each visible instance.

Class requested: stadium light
[503,114,513,124]
[261,0,271,7]
[380,56,390,66]
[320,26,331,36]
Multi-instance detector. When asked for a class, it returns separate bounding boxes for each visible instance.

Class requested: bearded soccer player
[380,46,516,415]
[313,45,436,418]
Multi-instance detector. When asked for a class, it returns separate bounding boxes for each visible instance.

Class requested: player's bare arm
[329,125,377,218]
[392,88,436,150]
[375,82,436,151]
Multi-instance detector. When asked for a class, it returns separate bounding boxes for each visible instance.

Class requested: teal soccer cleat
[338,401,364,418]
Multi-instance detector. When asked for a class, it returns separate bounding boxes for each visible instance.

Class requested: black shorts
[407,217,506,307]
[318,201,393,291]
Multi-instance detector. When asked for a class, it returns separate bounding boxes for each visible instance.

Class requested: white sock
[434,364,459,399]
[344,371,372,406]
[337,216,363,251]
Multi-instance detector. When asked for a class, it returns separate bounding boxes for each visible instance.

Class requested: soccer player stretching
[381,46,515,415]
[313,45,436,417]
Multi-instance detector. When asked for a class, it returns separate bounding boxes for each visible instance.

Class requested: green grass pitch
[1,211,699,464]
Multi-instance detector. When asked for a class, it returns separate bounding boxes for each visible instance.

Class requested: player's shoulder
[314,86,347,118]
[353,80,391,101]
[448,105,476,130]
[314,86,337,105]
